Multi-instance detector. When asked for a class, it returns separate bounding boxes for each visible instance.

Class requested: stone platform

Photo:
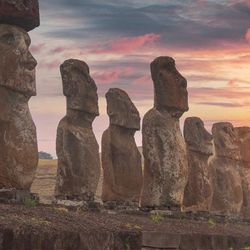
[0,189,38,204]
[0,203,249,250]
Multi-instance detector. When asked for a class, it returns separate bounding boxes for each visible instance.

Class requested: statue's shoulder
[143,108,163,126]
[57,116,69,130]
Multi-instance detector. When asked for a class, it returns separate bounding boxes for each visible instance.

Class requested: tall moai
[141,56,189,209]
[101,88,142,206]
[235,127,250,219]
[55,59,101,202]
[183,117,214,211]
[0,0,40,190]
[210,122,243,215]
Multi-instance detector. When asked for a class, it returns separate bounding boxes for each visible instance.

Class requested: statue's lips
[23,69,35,82]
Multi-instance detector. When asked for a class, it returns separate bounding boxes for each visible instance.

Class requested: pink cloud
[93,67,134,84]
[133,75,151,85]
[245,29,250,42]
[189,87,250,100]
[50,47,68,54]
[30,43,45,54]
[93,33,160,54]
[39,60,61,70]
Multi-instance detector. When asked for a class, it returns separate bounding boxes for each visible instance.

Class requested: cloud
[189,87,250,100]
[91,33,160,54]
[245,28,250,42]
[39,60,61,70]
[40,0,250,49]
[92,67,134,84]
[30,43,45,54]
[49,47,68,54]
[197,102,248,108]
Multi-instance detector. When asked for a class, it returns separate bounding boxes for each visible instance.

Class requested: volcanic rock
[210,122,243,215]
[0,24,38,190]
[183,117,214,211]
[0,0,40,31]
[101,88,142,205]
[235,127,250,219]
[55,59,100,202]
[140,56,189,209]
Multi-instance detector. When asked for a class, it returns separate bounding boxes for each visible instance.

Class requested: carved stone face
[184,117,213,156]
[212,122,240,160]
[151,56,188,116]
[0,24,37,97]
[60,59,99,116]
[106,88,140,130]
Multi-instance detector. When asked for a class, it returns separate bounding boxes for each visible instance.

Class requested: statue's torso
[101,126,142,202]
[55,117,100,199]
[141,108,188,207]
[0,87,38,189]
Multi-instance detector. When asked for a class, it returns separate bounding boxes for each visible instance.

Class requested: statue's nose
[25,52,37,70]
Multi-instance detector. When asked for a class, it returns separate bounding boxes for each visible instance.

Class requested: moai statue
[141,56,189,209]
[210,122,243,215]
[101,88,142,206]
[183,117,214,211]
[0,0,40,192]
[55,59,101,202]
[235,127,250,219]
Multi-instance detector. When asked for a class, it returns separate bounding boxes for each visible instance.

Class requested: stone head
[184,117,213,156]
[0,24,37,97]
[150,56,188,116]
[212,122,240,160]
[106,88,140,130]
[235,127,250,165]
[60,59,99,116]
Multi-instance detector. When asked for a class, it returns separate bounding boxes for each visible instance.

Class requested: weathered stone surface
[0,25,37,95]
[141,56,189,208]
[0,0,40,31]
[210,122,243,214]
[183,117,214,211]
[235,127,250,219]
[0,24,38,190]
[55,59,100,201]
[106,88,140,129]
[102,88,142,205]
[0,188,38,204]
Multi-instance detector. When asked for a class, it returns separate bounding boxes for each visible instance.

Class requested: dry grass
[31,159,103,204]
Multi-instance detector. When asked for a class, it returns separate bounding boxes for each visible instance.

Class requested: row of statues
[0,0,249,219]
[53,57,250,218]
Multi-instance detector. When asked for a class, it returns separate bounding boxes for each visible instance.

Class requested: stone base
[139,204,181,213]
[0,188,39,204]
[53,199,101,212]
[103,200,139,210]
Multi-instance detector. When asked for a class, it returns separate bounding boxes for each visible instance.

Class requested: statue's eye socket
[0,33,15,45]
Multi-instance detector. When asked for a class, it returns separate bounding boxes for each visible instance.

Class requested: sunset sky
[28,0,250,157]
